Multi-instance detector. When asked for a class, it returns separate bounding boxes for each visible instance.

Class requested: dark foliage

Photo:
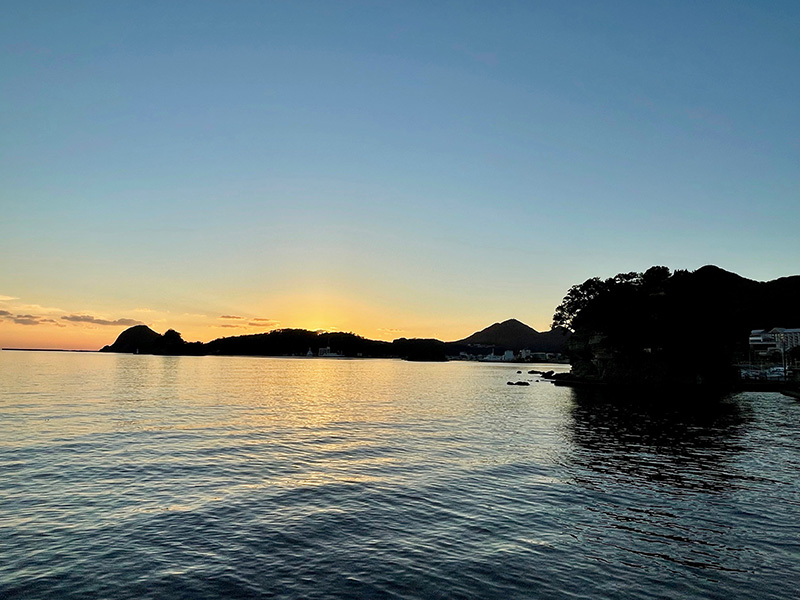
[392,338,447,362]
[102,326,451,361]
[554,265,800,386]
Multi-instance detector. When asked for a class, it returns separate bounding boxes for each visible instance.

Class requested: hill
[452,318,570,352]
[101,327,446,361]
[100,325,162,354]
[555,265,800,386]
[99,318,568,360]
[100,325,204,355]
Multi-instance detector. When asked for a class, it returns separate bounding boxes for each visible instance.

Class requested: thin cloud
[15,303,67,314]
[249,319,279,327]
[39,318,66,328]
[220,315,243,320]
[218,323,244,328]
[61,314,144,326]
[13,315,42,325]
[379,327,405,333]
[0,295,19,302]
[2,312,65,326]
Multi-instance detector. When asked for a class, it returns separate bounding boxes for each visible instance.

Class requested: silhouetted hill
[100,325,162,354]
[204,329,393,358]
[101,326,451,361]
[100,325,204,355]
[392,338,447,361]
[455,319,538,346]
[451,318,570,352]
[101,314,573,360]
[554,265,800,386]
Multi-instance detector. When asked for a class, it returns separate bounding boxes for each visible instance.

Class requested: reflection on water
[561,387,800,590]
[568,388,752,492]
[1,353,799,600]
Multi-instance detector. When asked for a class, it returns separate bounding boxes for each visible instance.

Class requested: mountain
[452,318,569,352]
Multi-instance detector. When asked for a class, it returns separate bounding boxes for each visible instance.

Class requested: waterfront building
[749,328,800,356]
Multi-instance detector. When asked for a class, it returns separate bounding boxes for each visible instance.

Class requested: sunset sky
[2,1,799,350]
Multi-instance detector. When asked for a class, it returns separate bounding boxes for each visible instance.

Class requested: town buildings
[749,328,800,357]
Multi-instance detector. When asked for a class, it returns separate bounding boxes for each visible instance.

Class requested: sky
[1,0,799,350]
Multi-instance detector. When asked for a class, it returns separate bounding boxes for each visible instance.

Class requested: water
[1,352,799,599]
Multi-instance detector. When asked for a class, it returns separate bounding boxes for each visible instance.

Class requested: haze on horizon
[2,1,798,350]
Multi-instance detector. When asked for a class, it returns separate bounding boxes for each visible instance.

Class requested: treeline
[553,265,800,386]
[101,325,448,361]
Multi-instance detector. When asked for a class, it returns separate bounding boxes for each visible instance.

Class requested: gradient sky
[2,1,799,349]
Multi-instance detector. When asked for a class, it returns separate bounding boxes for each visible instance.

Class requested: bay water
[1,352,799,599]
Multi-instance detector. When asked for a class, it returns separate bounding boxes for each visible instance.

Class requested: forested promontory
[553,265,800,386]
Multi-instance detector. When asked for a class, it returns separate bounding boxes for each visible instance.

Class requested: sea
[1,351,799,599]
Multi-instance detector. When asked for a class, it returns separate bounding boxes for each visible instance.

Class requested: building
[749,328,800,357]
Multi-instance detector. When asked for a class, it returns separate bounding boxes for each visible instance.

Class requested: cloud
[218,324,244,328]
[38,318,66,327]
[61,315,144,326]
[16,303,67,314]
[13,315,42,325]
[220,315,242,319]
[249,319,279,327]
[0,295,19,302]
[0,312,66,326]
[378,327,405,333]
[0,301,138,329]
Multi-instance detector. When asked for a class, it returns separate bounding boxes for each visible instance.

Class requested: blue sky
[1,1,798,348]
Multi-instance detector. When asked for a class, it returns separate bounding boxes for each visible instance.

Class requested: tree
[552,267,673,331]
[552,277,610,331]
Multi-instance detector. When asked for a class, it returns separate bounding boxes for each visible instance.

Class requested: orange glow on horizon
[0,290,555,350]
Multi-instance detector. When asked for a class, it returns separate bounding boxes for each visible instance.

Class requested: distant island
[100,319,570,362]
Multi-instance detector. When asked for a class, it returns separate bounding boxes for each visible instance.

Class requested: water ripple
[1,354,799,599]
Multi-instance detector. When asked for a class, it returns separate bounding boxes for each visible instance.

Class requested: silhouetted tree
[550,265,800,386]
